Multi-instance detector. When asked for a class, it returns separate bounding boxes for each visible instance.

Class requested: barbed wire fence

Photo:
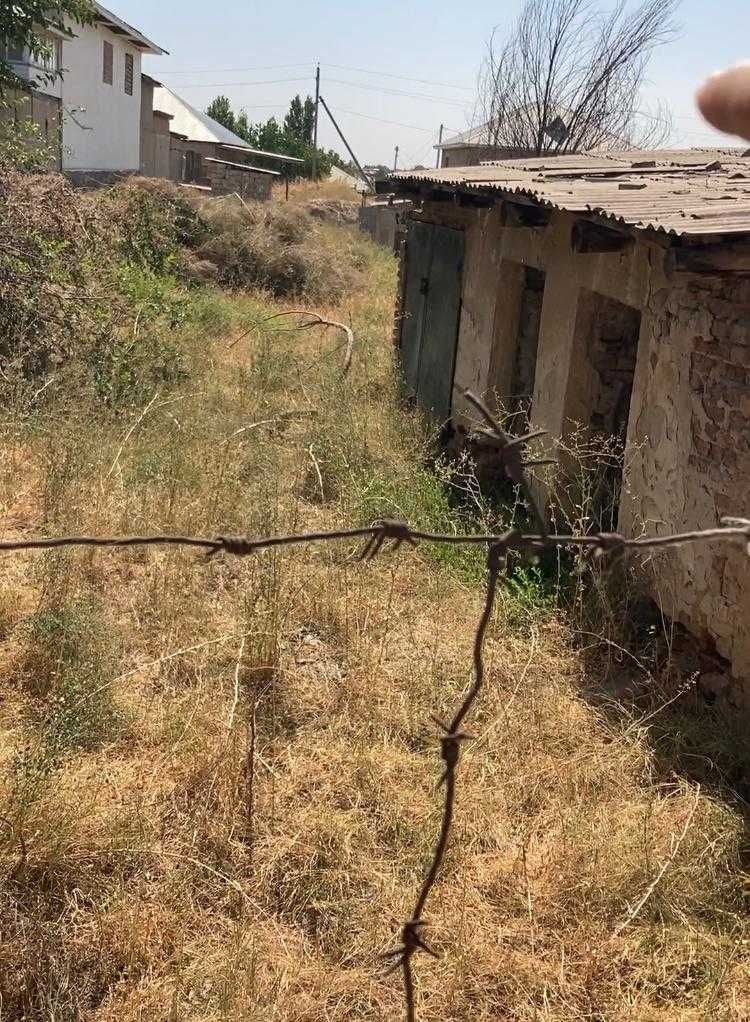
[2,391,749,1021]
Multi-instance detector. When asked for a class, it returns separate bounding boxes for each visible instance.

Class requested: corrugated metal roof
[153,86,254,149]
[391,149,750,238]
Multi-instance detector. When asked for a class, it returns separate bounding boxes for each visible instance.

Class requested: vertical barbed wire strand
[1,393,750,1020]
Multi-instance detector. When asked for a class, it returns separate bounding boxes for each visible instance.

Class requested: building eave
[94,3,168,55]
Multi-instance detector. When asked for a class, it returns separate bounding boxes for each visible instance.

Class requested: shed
[386,149,750,689]
[152,84,303,199]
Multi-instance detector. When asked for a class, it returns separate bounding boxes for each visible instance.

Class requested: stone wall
[621,275,750,691]
[202,158,273,200]
[399,199,750,688]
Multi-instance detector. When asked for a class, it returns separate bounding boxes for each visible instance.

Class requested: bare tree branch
[477,0,680,156]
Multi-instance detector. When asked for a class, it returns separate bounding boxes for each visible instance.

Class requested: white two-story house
[1,3,165,178]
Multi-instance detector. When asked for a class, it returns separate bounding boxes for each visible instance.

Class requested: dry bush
[0,170,110,383]
[191,194,368,302]
[97,175,206,270]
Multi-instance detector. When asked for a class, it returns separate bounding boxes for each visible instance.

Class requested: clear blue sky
[120,0,749,166]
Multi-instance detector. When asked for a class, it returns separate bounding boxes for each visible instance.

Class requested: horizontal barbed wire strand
[1,522,749,559]
[2,391,749,1021]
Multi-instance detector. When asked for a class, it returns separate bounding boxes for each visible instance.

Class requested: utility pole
[312,63,320,182]
[436,123,444,168]
[393,145,399,172]
[318,94,374,191]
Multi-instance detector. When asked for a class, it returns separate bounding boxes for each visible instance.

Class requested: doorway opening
[508,266,546,429]
[569,290,642,529]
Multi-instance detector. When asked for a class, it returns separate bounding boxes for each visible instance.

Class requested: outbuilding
[386,149,750,687]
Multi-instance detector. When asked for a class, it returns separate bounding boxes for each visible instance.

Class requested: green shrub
[16,601,121,799]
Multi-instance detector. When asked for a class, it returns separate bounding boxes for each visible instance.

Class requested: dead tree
[476,0,680,155]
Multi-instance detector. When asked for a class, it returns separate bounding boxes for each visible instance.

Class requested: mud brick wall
[204,162,273,201]
[622,274,750,689]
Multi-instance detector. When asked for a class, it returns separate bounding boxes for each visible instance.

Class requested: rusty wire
[1,393,750,1021]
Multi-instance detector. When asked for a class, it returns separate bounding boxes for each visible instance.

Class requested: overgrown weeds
[0,171,373,411]
[1,199,750,1022]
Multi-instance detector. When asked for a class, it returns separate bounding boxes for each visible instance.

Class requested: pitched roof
[390,149,750,238]
[437,110,573,150]
[153,85,253,148]
[93,3,167,55]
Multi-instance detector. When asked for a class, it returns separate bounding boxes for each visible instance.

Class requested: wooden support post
[311,63,320,183]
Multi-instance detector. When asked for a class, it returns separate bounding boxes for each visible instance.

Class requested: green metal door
[400,221,464,422]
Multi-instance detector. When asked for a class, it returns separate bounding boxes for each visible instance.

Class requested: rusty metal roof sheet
[391,149,750,238]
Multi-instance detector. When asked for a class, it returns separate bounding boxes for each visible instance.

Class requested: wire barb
[583,531,628,565]
[361,519,419,561]
[382,919,438,977]
[209,535,259,558]
[0,490,748,1022]
[463,390,549,538]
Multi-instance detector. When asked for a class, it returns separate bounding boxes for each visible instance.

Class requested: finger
[696,65,750,142]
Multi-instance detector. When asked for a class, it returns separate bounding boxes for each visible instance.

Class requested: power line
[333,107,438,134]
[166,77,311,90]
[172,75,469,108]
[322,62,473,92]
[153,61,474,94]
[325,78,468,108]
[155,63,310,75]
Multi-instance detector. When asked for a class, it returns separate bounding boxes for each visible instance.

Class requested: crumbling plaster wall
[621,275,750,685]
[404,199,750,683]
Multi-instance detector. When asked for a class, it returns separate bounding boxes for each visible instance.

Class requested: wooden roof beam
[670,243,750,275]
[572,219,634,253]
[501,200,551,228]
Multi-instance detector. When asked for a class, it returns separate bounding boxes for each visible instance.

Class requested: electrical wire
[167,77,311,90]
[332,107,439,133]
[321,62,473,92]
[156,63,310,75]
[324,78,468,107]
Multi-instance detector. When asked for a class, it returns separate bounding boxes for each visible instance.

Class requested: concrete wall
[359,202,413,251]
[60,20,143,172]
[400,200,750,686]
[141,102,172,180]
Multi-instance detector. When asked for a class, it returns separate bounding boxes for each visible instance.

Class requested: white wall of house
[60,21,143,172]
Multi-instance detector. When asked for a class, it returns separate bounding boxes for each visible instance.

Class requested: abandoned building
[385,149,750,687]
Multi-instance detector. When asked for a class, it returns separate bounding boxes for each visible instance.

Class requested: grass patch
[0,206,749,1022]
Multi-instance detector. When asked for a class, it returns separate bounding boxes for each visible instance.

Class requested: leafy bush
[15,600,121,802]
[102,176,206,271]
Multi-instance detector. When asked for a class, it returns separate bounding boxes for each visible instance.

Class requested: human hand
[697,65,750,142]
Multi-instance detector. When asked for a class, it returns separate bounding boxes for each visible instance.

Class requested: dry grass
[277,177,362,204]
[1,221,750,1022]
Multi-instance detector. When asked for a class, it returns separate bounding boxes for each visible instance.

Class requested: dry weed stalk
[2,390,749,1022]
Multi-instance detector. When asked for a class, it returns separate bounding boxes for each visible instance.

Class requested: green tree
[0,0,95,93]
[204,93,358,181]
[283,94,315,144]
[205,95,235,133]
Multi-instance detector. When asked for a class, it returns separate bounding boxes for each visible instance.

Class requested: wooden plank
[400,220,434,397]
[671,243,750,274]
[417,224,465,421]
[572,219,634,253]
